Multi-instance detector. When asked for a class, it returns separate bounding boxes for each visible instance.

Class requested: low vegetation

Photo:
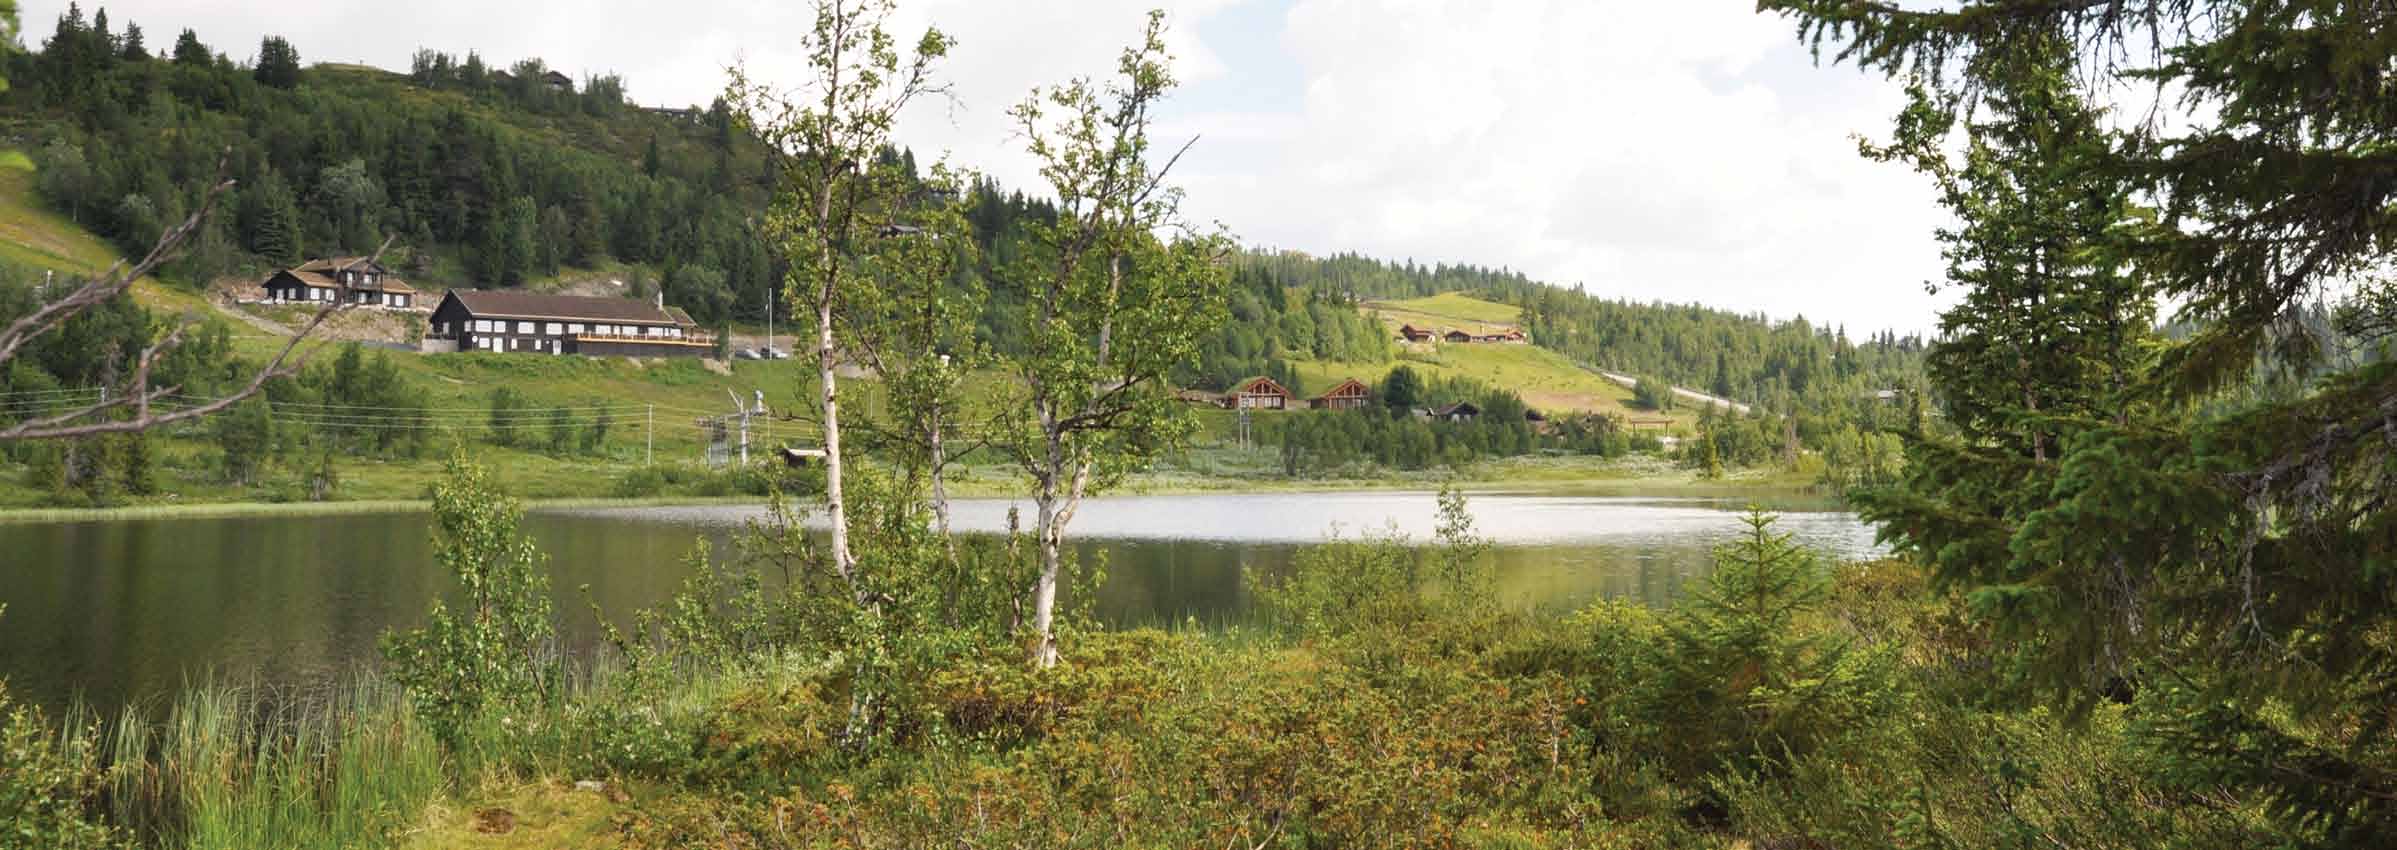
[0,464,2298,849]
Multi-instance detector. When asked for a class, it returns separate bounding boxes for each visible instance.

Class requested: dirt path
[1592,369,1751,416]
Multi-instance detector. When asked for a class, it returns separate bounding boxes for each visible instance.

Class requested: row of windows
[271,287,408,307]
[444,320,684,338]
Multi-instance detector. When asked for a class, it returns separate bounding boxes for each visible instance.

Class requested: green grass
[1368,292,1524,326]
[94,678,446,850]
[0,148,125,277]
[1285,341,1688,426]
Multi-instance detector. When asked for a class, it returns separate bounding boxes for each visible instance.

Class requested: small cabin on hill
[1397,324,1435,343]
[1432,401,1481,422]
[1229,376,1292,410]
[424,290,710,357]
[1309,378,1372,411]
[541,70,574,93]
[1443,329,1474,344]
[1476,328,1528,343]
[262,258,417,308]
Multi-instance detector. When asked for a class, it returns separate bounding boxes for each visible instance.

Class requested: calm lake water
[0,491,1881,714]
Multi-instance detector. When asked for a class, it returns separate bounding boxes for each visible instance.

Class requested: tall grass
[96,678,445,850]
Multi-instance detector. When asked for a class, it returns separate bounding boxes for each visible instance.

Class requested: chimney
[655,291,664,310]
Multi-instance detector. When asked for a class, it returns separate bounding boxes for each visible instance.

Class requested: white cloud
[1168,0,1954,333]
[22,0,1956,331]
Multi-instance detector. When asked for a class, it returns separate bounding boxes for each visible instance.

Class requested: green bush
[0,678,117,850]
[380,456,559,757]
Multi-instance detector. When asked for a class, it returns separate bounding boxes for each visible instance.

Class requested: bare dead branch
[0,209,399,441]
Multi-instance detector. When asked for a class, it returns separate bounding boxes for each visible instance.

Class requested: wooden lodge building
[1443,329,1474,343]
[1397,324,1435,343]
[262,258,418,308]
[1308,378,1371,410]
[424,290,710,358]
[1229,376,1293,410]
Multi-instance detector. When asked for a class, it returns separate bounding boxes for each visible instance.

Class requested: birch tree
[732,0,952,581]
[848,162,985,557]
[999,10,1232,667]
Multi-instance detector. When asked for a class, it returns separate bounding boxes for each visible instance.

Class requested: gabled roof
[441,290,680,325]
[269,263,414,293]
[1233,376,1292,397]
[541,70,574,86]
[664,306,698,328]
[1312,377,1370,400]
[295,256,384,274]
[1433,401,1481,417]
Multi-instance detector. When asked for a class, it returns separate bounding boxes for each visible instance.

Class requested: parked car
[762,347,791,360]
[735,348,763,360]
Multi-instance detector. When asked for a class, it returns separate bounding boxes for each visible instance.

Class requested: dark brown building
[425,290,710,357]
[1397,324,1435,343]
[1308,378,1372,410]
[262,257,418,308]
[1431,401,1481,422]
[1443,329,1474,344]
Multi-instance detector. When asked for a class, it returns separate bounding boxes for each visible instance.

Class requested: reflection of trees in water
[0,507,1875,716]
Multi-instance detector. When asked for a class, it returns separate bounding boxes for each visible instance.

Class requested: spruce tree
[169,28,206,66]
[253,35,300,88]
[1774,1,2397,840]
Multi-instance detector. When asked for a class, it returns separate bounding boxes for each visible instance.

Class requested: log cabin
[262,258,418,308]
[423,290,711,357]
[1397,324,1435,343]
[1443,329,1474,343]
[1308,378,1372,410]
[1228,376,1293,410]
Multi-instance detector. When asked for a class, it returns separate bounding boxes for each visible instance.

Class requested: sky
[23,0,1958,334]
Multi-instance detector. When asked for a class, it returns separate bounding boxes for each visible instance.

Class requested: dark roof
[443,290,679,324]
[541,70,573,85]
[664,306,698,328]
[270,259,414,293]
[1434,402,1481,417]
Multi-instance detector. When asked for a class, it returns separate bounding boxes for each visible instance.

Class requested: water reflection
[0,492,1880,715]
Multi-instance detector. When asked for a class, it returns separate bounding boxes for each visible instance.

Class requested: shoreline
[0,461,1837,524]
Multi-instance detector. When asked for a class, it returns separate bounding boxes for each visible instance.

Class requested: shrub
[380,456,558,756]
[0,675,117,850]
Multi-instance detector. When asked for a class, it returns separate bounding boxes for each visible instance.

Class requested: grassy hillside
[1297,293,1695,427]
[1365,292,1525,331]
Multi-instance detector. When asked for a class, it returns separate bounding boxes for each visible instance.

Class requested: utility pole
[726,389,753,465]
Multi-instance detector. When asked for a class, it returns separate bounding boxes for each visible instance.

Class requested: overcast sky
[26,0,1957,334]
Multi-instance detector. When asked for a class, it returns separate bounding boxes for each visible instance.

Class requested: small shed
[1229,376,1293,410]
[1443,329,1474,344]
[1397,324,1435,343]
[1432,401,1481,422]
[1308,378,1372,411]
[541,70,574,92]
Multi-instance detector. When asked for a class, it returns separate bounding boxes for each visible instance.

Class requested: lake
[0,491,1881,714]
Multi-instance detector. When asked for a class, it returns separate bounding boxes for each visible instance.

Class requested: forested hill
[1239,250,1929,413]
[1,4,794,326]
[4,4,1919,416]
